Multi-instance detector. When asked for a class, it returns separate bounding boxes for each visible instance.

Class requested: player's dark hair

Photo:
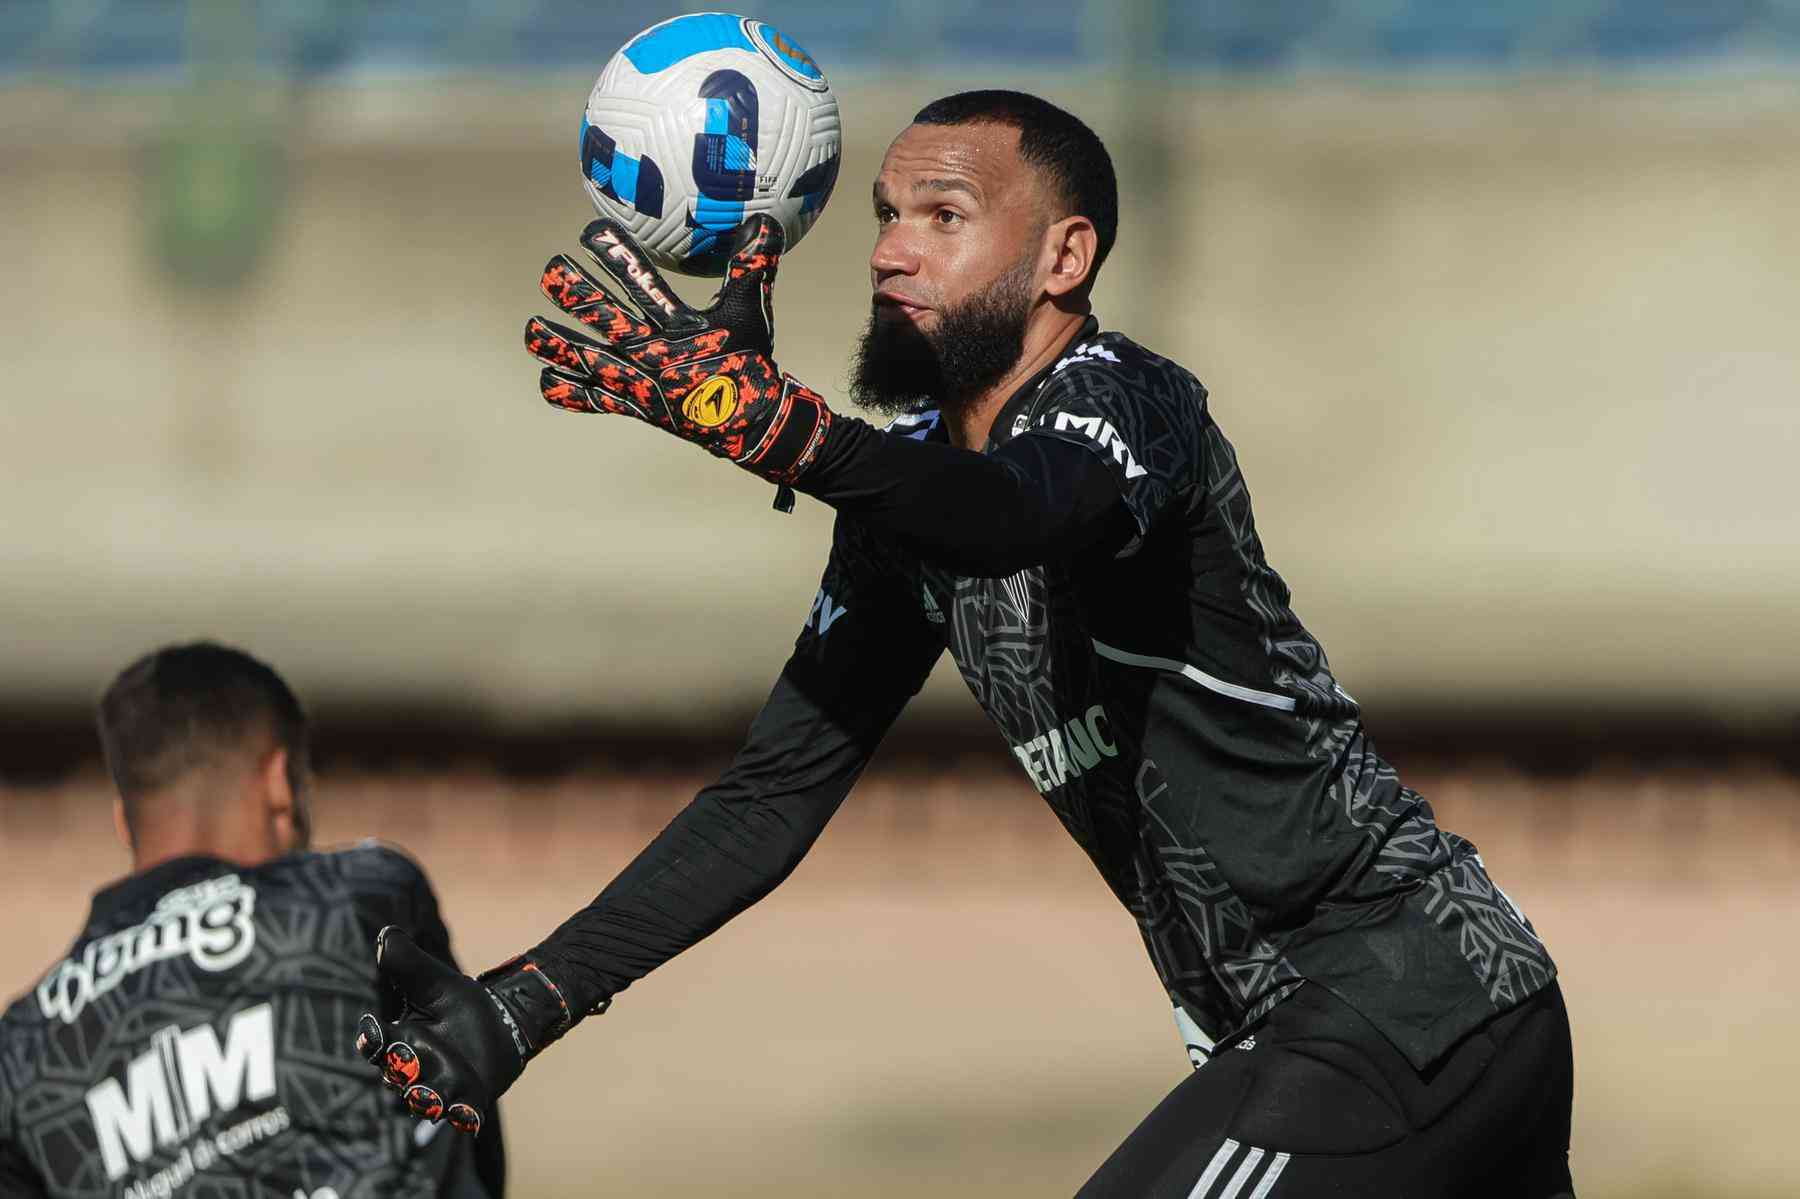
[97,642,309,834]
[911,90,1118,288]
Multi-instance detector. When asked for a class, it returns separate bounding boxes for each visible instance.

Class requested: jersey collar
[87,854,236,930]
[984,314,1101,453]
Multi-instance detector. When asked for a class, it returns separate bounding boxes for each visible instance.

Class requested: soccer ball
[580,12,842,277]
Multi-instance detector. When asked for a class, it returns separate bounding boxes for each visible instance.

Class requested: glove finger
[578,219,702,334]
[524,315,612,375]
[446,1102,483,1136]
[708,214,784,347]
[541,254,657,343]
[403,1083,446,1122]
[377,1027,478,1109]
[539,365,658,421]
[378,1039,422,1091]
[374,926,470,1014]
[726,213,785,288]
[355,1013,384,1063]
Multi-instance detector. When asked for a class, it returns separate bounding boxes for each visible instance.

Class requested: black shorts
[1078,981,1575,1198]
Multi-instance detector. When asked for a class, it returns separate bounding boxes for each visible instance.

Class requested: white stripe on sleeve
[1091,639,1298,712]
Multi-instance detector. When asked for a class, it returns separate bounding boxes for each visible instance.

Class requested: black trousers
[1078,981,1575,1198]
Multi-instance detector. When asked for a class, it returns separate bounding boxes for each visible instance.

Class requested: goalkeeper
[357,91,1575,1198]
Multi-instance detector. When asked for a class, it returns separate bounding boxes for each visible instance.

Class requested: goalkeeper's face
[852,121,1059,417]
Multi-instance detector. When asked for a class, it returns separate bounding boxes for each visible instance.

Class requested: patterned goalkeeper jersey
[803,317,1557,1068]
[528,315,1557,1077]
[0,845,502,1199]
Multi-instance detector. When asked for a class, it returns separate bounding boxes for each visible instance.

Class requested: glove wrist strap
[739,378,833,484]
[479,956,599,1064]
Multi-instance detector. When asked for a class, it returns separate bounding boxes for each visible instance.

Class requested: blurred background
[2,1,1796,1195]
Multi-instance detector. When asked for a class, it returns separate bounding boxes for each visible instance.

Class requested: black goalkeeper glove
[354,926,589,1135]
[523,213,836,509]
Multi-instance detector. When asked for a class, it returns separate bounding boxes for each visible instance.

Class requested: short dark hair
[911,90,1118,285]
[98,642,309,830]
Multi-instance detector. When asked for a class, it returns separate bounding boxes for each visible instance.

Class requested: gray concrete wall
[2,77,1796,719]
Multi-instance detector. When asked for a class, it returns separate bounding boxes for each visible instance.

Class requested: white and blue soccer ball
[580,12,841,277]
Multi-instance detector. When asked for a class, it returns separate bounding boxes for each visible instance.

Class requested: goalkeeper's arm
[356,518,943,1131]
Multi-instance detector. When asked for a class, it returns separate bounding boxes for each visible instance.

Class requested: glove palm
[524,215,834,491]
[355,926,578,1135]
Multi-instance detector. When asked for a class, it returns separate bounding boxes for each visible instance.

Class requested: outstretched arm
[528,625,935,1011]
[356,516,941,1134]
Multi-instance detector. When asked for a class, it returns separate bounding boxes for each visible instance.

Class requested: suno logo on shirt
[1011,705,1119,794]
[38,875,257,1024]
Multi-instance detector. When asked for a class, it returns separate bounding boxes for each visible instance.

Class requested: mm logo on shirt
[1011,705,1118,794]
[1051,412,1147,480]
[85,1003,277,1180]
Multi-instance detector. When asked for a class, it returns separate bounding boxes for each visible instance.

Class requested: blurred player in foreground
[0,642,503,1198]
[358,92,1575,1197]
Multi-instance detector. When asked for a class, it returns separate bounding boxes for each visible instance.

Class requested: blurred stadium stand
[2,1,1797,766]
[5,0,1800,76]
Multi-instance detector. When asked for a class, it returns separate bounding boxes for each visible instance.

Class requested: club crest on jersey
[1051,412,1147,480]
[682,375,738,427]
[37,875,257,1024]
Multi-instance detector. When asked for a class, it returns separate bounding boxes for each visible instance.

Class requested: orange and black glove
[355,926,595,1135]
[524,215,834,509]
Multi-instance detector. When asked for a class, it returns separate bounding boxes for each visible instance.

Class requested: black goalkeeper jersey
[530,316,1557,1073]
[0,845,502,1199]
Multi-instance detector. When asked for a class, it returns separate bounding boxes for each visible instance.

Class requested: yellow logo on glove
[682,375,739,428]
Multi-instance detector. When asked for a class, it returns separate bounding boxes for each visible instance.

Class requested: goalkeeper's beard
[849,254,1037,422]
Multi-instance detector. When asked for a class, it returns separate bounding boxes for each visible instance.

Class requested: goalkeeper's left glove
[523,214,835,509]
[354,926,592,1136]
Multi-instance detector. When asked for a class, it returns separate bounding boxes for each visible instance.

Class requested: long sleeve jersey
[0,845,504,1199]
[529,316,1556,1071]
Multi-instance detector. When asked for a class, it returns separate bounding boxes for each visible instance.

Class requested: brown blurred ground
[4,758,1795,1198]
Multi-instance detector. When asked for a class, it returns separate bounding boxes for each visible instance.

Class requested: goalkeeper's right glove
[523,214,836,510]
[354,926,592,1134]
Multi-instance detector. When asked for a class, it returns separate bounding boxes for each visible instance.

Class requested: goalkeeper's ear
[1042,213,1100,302]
